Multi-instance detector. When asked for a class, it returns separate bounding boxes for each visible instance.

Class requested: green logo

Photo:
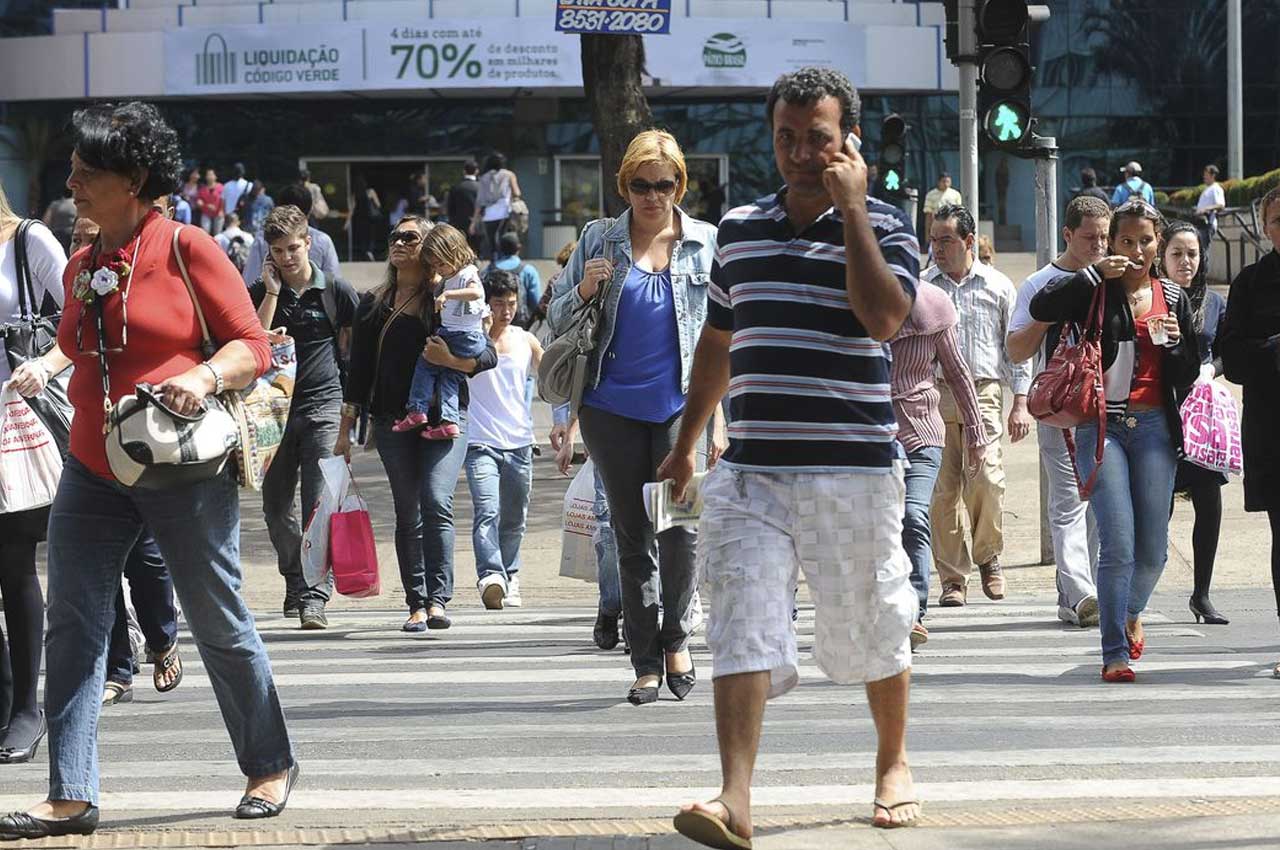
[195,33,236,86]
[703,33,746,68]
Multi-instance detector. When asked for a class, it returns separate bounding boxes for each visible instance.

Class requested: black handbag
[2,220,73,457]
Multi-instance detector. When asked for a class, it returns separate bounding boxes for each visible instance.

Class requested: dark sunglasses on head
[388,231,422,245]
[628,179,677,197]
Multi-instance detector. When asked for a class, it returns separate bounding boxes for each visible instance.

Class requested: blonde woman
[547,130,723,705]
[337,215,498,632]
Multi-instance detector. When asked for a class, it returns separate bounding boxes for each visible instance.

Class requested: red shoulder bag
[1026,277,1107,499]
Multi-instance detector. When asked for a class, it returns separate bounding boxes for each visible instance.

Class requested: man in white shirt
[924,203,1033,607]
[923,173,963,239]
[1006,195,1111,627]
[1196,164,1226,278]
[222,162,252,220]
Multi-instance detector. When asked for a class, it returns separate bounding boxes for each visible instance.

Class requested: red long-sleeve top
[60,211,271,479]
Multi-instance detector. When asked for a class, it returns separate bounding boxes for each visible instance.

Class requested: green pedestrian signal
[884,169,901,192]
[984,99,1030,146]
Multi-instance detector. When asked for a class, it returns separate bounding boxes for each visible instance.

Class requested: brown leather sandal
[673,798,752,849]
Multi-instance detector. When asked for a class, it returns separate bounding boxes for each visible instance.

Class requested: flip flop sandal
[102,681,134,706]
[872,799,921,829]
[153,645,183,693]
[673,798,752,849]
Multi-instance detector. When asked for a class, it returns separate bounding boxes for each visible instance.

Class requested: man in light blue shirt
[489,232,541,329]
[1111,161,1155,207]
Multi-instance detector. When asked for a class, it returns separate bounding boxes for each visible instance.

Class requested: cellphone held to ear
[846,131,862,153]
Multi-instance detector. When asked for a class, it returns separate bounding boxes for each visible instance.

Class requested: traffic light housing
[976,0,1040,152]
[878,113,907,198]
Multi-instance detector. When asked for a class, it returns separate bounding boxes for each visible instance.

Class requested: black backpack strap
[13,219,36,321]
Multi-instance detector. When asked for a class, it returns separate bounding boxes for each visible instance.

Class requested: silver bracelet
[202,360,225,395]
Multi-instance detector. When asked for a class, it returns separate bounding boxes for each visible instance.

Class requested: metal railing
[1158,202,1270,283]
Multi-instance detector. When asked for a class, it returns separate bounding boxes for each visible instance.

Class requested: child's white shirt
[439,264,487,331]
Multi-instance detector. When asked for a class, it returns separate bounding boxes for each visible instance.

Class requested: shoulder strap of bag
[13,220,35,321]
[366,292,420,408]
[171,227,217,359]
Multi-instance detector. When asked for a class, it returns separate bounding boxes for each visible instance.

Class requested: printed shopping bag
[301,455,351,588]
[1180,378,1243,476]
[232,334,297,490]
[329,479,381,598]
[558,459,599,583]
[0,385,62,513]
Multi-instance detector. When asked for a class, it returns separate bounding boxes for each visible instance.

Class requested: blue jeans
[593,466,621,617]
[903,445,944,621]
[45,458,293,805]
[406,328,488,424]
[106,530,177,686]
[465,444,533,582]
[372,413,468,612]
[1075,410,1178,666]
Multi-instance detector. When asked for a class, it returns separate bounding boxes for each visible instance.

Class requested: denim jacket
[546,206,718,394]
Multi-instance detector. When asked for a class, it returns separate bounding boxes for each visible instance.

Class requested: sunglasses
[388,231,423,246]
[628,179,677,197]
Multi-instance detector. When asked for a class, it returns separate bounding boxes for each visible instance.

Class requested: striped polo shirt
[708,189,919,472]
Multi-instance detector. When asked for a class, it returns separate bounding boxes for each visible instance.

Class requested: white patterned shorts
[699,464,915,699]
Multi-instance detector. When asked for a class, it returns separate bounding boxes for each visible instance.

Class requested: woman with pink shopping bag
[1163,221,1232,626]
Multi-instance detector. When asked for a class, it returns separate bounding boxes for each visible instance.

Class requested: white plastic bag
[301,455,352,587]
[559,459,598,583]
[0,385,62,513]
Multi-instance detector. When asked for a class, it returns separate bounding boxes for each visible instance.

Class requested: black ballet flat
[0,805,99,840]
[234,763,299,820]
[0,714,46,765]
[1189,597,1229,625]
[627,679,662,706]
[593,611,620,650]
[667,664,697,701]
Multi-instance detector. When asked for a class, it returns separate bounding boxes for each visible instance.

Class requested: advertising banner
[554,0,673,36]
[164,18,880,96]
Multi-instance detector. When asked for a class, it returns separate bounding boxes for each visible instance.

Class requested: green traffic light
[985,101,1029,144]
[884,170,901,192]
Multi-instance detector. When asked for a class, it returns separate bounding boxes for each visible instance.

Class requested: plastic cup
[1147,315,1169,346]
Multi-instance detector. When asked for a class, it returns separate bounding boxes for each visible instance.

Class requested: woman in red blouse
[0,103,296,841]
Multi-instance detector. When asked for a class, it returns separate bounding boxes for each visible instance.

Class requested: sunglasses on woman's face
[388,231,422,246]
[628,179,677,198]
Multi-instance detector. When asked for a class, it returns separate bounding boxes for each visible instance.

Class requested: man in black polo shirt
[250,205,359,629]
[660,68,922,843]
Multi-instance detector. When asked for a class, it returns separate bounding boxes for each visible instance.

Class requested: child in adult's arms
[392,224,488,440]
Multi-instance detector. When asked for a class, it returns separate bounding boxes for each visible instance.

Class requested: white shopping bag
[0,385,62,513]
[559,459,599,583]
[301,455,352,588]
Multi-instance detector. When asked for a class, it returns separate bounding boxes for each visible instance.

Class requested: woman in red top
[0,103,296,842]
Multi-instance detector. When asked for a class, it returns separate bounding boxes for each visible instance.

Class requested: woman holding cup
[1030,199,1201,683]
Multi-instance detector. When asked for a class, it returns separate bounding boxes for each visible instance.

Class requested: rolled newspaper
[642,472,707,534]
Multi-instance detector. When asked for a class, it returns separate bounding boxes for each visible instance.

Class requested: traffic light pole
[1031,135,1059,566]
[957,0,980,224]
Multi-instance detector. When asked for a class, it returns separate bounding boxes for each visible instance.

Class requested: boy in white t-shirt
[464,269,544,609]
[393,223,489,440]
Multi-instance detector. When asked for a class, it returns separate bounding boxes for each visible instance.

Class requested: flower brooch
[74,252,132,304]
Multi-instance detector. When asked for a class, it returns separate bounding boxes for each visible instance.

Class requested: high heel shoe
[1189,597,1229,625]
[667,663,697,701]
[0,714,46,765]
[627,677,662,706]
[234,763,300,819]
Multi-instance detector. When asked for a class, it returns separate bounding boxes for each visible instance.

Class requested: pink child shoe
[392,411,431,432]
[422,423,461,440]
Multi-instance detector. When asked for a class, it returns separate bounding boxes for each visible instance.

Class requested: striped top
[889,282,987,452]
[707,189,919,472]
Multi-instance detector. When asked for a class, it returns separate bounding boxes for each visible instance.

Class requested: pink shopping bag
[328,480,381,598]
[1180,379,1243,476]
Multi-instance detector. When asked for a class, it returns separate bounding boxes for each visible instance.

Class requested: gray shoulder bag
[537,219,616,410]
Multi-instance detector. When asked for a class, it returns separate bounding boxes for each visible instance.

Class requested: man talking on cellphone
[659,67,922,847]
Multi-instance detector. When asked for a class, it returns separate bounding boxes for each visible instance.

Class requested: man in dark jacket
[448,159,480,248]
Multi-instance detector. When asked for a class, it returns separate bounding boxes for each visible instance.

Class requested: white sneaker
[479,574,506,610]
[506,576,523,608]
[1057,604,1079,626]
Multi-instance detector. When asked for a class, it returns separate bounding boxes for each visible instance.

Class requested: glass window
[684,156,728,222]
[558,157,603,231]
[427,160,467,226]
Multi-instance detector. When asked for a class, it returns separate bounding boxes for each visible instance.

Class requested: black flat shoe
[627,676,662,706]
[1189,596,1229,625]
[426,610,452,630]
[0,805,99,840]
[0,714,46,765]
[593,611,620,650]
[234,763,299,820]
[667,664,697,701]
